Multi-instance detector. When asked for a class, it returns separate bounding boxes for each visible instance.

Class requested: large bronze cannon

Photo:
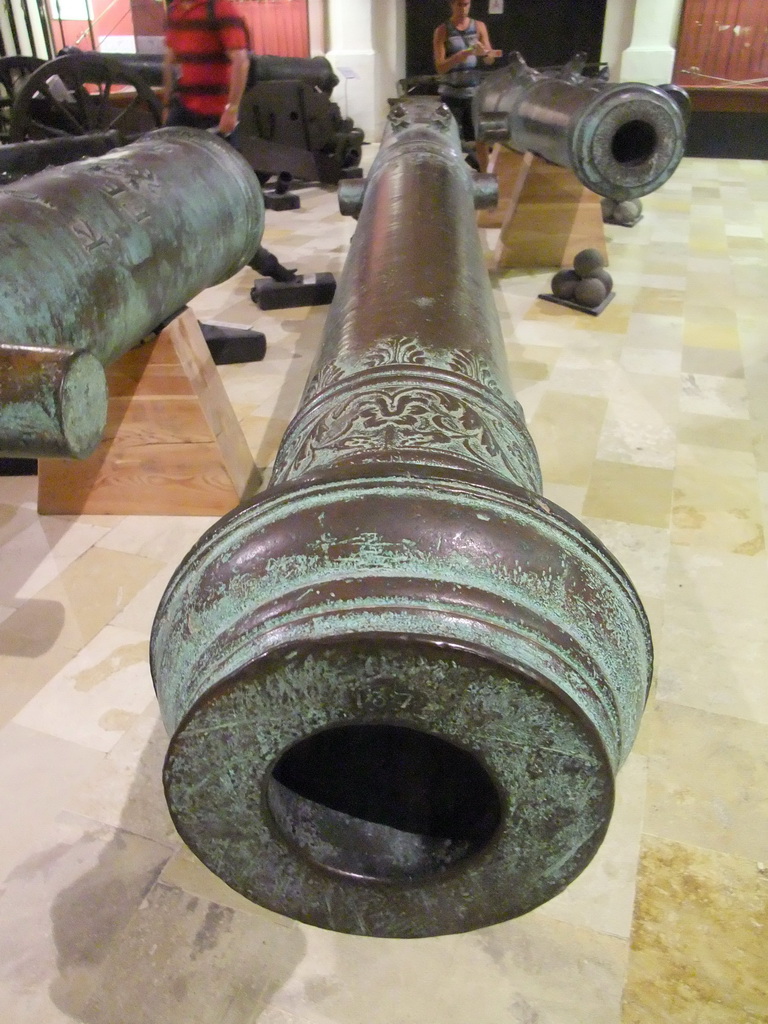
[0,127,264,459]
[151,97,652,939]
[475,52,688,200]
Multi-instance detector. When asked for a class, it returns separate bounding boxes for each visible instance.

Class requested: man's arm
[161,46,177,124]
[218,47,249,135]
[433,23,484,75]
[476,21,502,65]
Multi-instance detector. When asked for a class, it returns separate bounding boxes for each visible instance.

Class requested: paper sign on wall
[489,0,504,13]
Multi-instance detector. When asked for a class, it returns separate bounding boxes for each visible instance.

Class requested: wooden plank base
[37,308,261,516]
[476,146,527,230]
[491,152,608,270]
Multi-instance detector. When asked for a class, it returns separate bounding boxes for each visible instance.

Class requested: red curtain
[236,0,309,58]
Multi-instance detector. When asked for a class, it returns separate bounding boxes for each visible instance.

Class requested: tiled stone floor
[0,147,766,1023]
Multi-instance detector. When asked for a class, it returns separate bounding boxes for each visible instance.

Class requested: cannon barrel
[0,127,264,458]
[475,52,687,200]
[150,97,652,939]
[0,131,120,184]
[67,50,340,93]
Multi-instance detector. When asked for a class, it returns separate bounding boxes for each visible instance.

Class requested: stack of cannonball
[601,197,643,226]
[550,249,613,309]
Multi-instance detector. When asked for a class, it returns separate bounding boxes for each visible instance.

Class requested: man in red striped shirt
[163,0,250,136]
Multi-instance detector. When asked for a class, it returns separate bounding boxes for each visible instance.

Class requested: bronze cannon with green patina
[0,127,264,459]
[474,51,688,200]
[151,97,653,939]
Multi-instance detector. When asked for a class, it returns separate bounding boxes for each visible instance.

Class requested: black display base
[263,191,301,211]
[538,291,615,316]
[0,457,37,476]
[603,214,643,228]
[251,273,337,311]
[199,323,267,364]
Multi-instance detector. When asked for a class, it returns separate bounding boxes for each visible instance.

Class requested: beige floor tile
[529,392,608,486]
[680,372,750,419]
[64,709,178,847]
[0,724,103,883]
[583,461,673,528]
[622,837,768,1024]
[633,287,686,317]
[596,371,680,469]
[0,813,173,1024]
[671,462,764,554]
[13,625,156,752]
[677,411,756,451]
[645,701,768,861]
[681,346,744,377]
[656,596,768,724]
[269,915,628,1024]
[73,881,307,1024]
[0,517,112,605]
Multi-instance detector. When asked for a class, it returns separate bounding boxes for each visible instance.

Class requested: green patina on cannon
[475,52,688,200]
[151,97,652,939]
[0,127,264,459]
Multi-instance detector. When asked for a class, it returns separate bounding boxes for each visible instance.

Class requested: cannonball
[573,248,605,277]
[613,199,640,225]
[551,268,580,300]
[574,277,608,308]
[584,267,613,293]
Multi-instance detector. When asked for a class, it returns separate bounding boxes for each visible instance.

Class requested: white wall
[323,0,403,141]
[601,0,637,79]
[603,0,685,83]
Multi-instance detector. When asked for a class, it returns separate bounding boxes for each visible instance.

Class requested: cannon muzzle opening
[611,118,659,166]
[160,635,617,938]
[267,721,503,882]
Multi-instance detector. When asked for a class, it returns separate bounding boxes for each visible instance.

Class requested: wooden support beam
[483,149,608,270]
[37,307,261,516]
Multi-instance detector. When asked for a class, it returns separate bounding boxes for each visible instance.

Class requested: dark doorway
[406,0,608,78]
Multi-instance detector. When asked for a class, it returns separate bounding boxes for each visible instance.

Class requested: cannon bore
[151,98,652,938]
[475,52,687,200]
[0,127,264,458]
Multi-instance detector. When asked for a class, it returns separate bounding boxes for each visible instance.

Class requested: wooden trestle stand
[37,307,261,516]
[478,145,608,270]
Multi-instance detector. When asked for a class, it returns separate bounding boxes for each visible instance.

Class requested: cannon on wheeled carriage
[0,49,364,186]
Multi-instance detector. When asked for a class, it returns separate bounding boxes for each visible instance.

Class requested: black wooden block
[263,191,301,211]
[537,291,615,316]
[199,323,268,364]
[251,273,337,311]
[0,458,37,476]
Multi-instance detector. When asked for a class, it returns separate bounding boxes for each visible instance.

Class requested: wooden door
[238,0,309,57]
[674,0,768,90]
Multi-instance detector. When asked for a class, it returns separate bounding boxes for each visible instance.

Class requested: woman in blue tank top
[433,0,501,169]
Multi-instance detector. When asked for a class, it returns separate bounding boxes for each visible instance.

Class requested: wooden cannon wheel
[0,55,45,143]
[8,53,162,144]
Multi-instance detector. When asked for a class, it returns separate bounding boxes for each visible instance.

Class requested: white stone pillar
[618,0,684,84]
[326,0,377,138]
[325,0,404,140]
